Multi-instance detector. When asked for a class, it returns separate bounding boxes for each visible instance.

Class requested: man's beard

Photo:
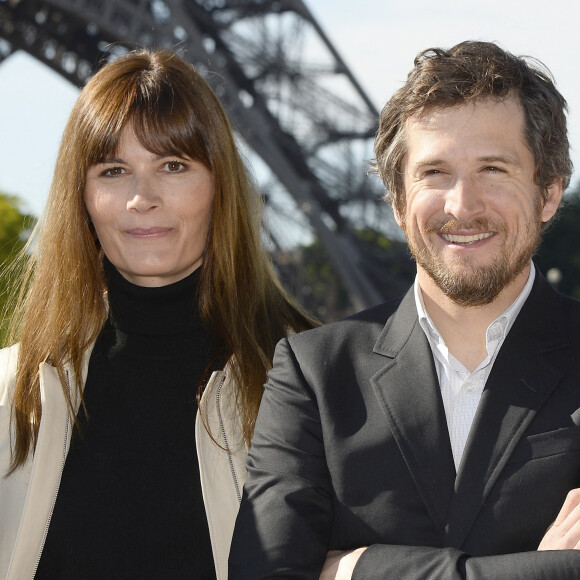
[405,214,543,307]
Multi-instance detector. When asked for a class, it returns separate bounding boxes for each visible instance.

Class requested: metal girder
[0,0,410,313]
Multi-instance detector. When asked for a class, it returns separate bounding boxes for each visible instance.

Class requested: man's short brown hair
[374,41,572,218]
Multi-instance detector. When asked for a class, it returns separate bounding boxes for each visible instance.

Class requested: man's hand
[538,488,580,550]
[320,547,367,580]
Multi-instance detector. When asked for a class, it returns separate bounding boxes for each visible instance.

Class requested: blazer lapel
[445,273,568,547]
[371,288,456,531]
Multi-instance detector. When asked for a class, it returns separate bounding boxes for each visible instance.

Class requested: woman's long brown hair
[7,49,316,472]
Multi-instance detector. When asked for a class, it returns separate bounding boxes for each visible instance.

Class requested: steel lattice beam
[0,0,411,312]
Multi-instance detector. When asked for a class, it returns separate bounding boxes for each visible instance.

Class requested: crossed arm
[321,489,580,579]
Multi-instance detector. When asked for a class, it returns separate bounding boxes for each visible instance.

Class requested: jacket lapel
[7,363,72,579]
[370,288,456,531]
[6,347,93,579]
[445,273,568,547]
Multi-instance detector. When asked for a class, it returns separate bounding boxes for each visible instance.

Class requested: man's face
[398,97,562,306]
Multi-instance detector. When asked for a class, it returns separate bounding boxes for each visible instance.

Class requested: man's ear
[392,202,404,228]
[541,178,564,223]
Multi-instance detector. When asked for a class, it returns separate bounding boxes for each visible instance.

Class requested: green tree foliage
[536,185,580,299]
[0,193,36,347]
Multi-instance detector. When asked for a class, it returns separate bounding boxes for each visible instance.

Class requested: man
[229,41,580,579]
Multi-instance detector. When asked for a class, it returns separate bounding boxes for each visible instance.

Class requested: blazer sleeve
[229,338,332,579]
[229,338,580,579]
[354,544,580,579]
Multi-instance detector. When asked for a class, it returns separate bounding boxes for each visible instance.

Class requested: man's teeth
[441,232,493,244]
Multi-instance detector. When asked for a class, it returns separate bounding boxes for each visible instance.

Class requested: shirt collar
[415,262,536,350]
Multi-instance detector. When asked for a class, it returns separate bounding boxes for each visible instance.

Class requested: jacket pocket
[507,425,580,465]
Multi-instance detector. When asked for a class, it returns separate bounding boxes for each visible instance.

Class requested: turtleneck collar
[103,258,204,337]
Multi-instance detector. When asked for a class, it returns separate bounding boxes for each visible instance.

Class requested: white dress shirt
[415,263,536,471]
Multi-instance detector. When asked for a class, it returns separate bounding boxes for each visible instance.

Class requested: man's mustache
[424,217,504,234]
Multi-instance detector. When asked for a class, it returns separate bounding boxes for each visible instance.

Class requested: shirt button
[464,381,474,393]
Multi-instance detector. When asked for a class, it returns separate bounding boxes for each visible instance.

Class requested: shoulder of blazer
[0,340,94,407]
[510,268,580,351]
[287,289,411,353]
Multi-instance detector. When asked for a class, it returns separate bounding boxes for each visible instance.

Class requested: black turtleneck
[36,261,220,579]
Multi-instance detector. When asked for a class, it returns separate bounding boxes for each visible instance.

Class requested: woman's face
[84,126,214,287]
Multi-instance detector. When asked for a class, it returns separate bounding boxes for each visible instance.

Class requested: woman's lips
[126,227,173,237]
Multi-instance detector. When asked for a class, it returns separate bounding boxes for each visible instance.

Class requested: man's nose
[443,176,486,221]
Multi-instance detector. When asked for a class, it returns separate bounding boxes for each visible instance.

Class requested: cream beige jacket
[0,344,247,580]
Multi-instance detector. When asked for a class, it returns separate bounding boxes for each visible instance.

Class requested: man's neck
[417,264,531,372]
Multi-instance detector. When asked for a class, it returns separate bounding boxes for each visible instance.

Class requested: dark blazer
[230,272,580,579]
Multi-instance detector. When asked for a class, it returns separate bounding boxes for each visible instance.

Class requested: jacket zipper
[215,372,242,503]
[31,370,71,578]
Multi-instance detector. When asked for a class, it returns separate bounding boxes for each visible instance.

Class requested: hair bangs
[79,76,137,169]
[130,100,210,168]
[79,62,209,171]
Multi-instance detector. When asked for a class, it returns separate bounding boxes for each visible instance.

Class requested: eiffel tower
[0,0,412,317]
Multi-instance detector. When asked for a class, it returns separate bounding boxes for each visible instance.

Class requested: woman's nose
[126,176,161,213]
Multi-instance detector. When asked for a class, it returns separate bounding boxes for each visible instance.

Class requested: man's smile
[441,232,494,244]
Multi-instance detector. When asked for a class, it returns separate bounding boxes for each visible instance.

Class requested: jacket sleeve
[353,544,580,579]
[228,338,580,579]
[228,338,332,578]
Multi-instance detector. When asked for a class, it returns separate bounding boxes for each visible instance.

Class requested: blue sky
[1,0,578,216]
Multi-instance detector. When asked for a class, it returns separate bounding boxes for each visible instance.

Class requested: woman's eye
[166,161,185,172]
[102,167,125,177]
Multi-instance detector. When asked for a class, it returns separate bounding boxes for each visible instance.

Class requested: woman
[0,49,315,579]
